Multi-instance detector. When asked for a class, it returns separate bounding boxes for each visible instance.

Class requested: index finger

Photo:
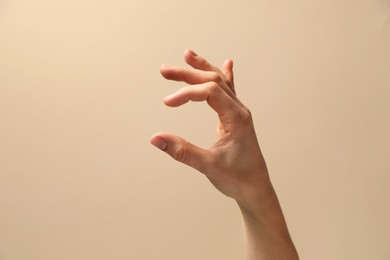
[184,49,235,93]
[164,82,248,129]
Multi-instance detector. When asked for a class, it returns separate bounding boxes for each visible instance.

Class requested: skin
[150,49,299,260]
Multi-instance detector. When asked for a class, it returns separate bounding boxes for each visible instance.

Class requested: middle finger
[160,65,237,101]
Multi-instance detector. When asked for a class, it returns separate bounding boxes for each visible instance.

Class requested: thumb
[150,133,212,173]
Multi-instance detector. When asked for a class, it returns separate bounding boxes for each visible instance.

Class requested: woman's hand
[151,49,271,207]
[151,50,299,260]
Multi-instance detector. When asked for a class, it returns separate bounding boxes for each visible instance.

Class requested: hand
[151,49,272,207]
[151,50,299,259]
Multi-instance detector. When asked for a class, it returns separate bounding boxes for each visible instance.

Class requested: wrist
[236,179,299,260]
[235,174,277,217]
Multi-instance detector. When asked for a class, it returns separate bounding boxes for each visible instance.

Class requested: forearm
[237,179,299,260]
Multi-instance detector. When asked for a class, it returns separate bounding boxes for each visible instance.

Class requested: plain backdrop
[0,0,389,259]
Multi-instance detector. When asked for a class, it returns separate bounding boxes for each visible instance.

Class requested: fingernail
[161,64,170,68]
[151,136,168,150]
[188,49,197,56]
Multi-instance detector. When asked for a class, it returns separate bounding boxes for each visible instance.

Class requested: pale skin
[150,49,299,260]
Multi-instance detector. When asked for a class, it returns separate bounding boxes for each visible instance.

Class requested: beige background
[1,0,389,259]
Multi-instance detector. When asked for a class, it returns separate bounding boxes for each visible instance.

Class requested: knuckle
[200,58,209,67]
[226,80,234,90]
[172,144,188,163]
[210,72,221,82]
[237,108,252,123]
[177,67,187,76]
[207,82,221,92]
[244,107,252,116]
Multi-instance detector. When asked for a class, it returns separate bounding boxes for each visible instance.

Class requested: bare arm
[151,49,299,260]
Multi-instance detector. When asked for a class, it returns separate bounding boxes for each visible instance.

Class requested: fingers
[160,64,239,104]
[160,65,218,86]
[183,49,235,93]
[150,133,212,173]
[222,59,234,82]
[161,50,237,101]
[163,82,246,127]
[222,59,235,93]
[183,49,221,74]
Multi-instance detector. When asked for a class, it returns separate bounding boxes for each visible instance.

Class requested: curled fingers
[160,65,244,108]
[184,49,235,94]
[164,82,250,129]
